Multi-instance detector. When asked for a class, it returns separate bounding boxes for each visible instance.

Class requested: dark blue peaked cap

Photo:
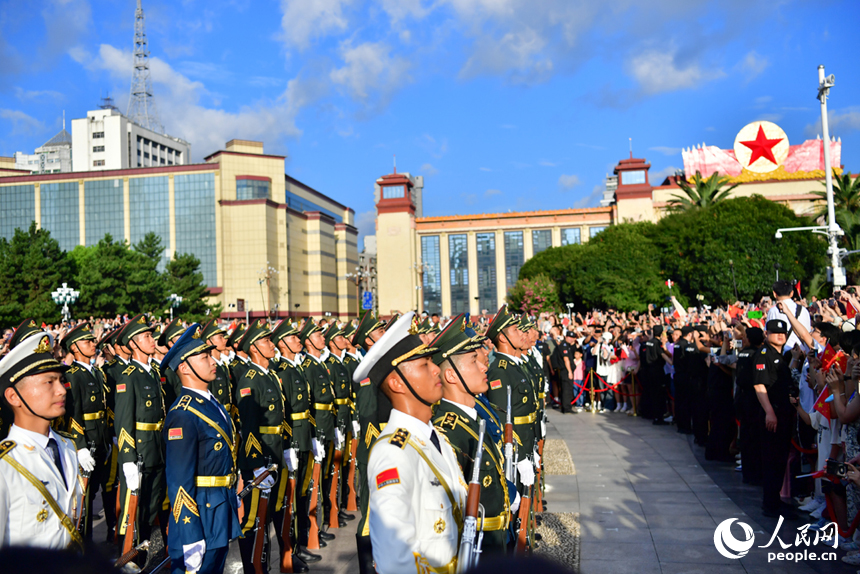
[162,323,214,372]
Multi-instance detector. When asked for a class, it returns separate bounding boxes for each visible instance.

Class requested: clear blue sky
[1,0,858,246]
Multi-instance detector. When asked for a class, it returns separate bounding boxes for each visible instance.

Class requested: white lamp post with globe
[51,283,80,323]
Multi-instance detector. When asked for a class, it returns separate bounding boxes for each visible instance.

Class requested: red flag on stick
[813,387,832,421]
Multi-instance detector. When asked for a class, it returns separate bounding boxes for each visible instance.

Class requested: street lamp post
[167,293,183,321]
[775,65,845,291]
[51,282,80,323]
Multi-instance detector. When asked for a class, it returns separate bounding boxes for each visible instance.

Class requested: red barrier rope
[823,490,860,538]
[791,438,818,455]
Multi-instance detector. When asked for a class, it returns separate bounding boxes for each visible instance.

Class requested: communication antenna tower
[126,0,163,133]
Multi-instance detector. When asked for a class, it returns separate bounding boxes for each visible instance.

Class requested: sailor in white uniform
[0,331,81,550]
[355,312,468,574]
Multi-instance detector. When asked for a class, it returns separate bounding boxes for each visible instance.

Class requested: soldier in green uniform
[350,313,386,574]
[482,306,538,495]
[324,324,355,525]
[299,319,337,543]
[270,318,320,567]
[61,322,118,541]
[155,318,186,410]
[234,318,293,574]
[114,314,168,558]
[431,314,514,554]
[227,323,250,393]
[0,318,43,439]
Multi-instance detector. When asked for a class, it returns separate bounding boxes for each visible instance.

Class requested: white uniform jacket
[368,409,468,574]
[0,425,80,549]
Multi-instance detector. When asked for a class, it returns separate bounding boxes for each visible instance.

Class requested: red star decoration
[740,125,783,166]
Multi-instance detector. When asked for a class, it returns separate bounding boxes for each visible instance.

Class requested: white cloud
[479,167,492,172]
[558,174,581,190]
[355,209,376,244]
[14,86,64,102]
[420,163,439,176]
[649,165,680,185]
[738,51,768,82]
[461,192,478,205]
[378,0,428,23]
[330,41,411,105]
[77,44,315,159]
[539,160,557,167]
[573,185,604,209]
[416,134,448,159]
[278,0,353,50]
[460,27,553,83]
[649,146,680,156]
[805,107,860,137]
[40,0,91,63]
[484,188,502,197]
[0,109,45,136]
[628,49,724,95]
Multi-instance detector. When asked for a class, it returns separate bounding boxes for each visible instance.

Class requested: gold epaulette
[172,395,193,411]
[56,430,74,441]
[68,366,80,374]
[389,428,410,449]
[436,412,459,431]
[498,359,507,369]
[0,440,15,459]
[121,365,136,376]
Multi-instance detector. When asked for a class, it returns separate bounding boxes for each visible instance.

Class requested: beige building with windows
[0,139,359,321]
[372,121,850,319]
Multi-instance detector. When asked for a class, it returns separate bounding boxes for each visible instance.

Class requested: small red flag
[813,387,831,421]
[819,343,844,373]
[795,281,802,298]
[848,300,859,320]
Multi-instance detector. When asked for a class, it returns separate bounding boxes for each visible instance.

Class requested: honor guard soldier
[162,326,242,574]
[199,321,235,416]
[227,324,250,390]
[0,331,83,550]
[324,324,355,525]
[431,315,516,555]
[341,324,361,380]
[356,312,467,574]
[61,323,118,541]
[235,319,291,574]
[351,313,386,574]
[270,318,318,569]
[114,314,169,553]
[299,320,338,543]
[482,306,538,494]
[157,319,187,409]
[0,319,44,439]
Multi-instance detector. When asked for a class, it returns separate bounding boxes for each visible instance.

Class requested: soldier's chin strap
[447,357,475,397]
[71,341,96,360]
[10,383,55,422]
[392,365,434,407]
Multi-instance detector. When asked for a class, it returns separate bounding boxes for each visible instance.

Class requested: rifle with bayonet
[121,454,145,556]
[75,440,97,534]
[327,421,346,528]
[114,540,150,569]
[504,386,515,483]
[237,462,279,500]
[280,459,297,573]
[307,434,323,550]
[252,459,277,574]
[345,422,359,511]
[457,419,486,573]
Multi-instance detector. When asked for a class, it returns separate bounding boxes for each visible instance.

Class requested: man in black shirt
[553,332,575,413]
[753,319,796,518]
[640,326,669,424]
[736,327,764,486]
[672,326,696,434]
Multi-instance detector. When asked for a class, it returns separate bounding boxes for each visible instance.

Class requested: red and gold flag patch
[489,379,502,390]
[168,428,183,440]
[755,364,765,371]
[376,468,400,489]
[360,378,371,387]
[117,384,127,393]
[240,388,252,397]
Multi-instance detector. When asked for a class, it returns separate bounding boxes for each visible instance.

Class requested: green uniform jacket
[302,355,336,440]
[229,356,251,396]
[65,362,112,451]
[483,354,537,460]
[433,401,510,532]
[210,361,234,412]
[522,352,545,439]
[236,363,289,473]
[154,361,181,411]
[114,361,167,469]
[342,353,361,423]
[273,358,314,452]
[325,353,352,427]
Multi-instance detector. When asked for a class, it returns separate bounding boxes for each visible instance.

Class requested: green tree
[653,195,825,303]
[129,232,167,313]
[809,169,860,221]
[507,274,561,315]
[0,223,73,325]
[164,252,222,322]
[666,171,739,212]
[519,244,587,308]
[73,235,137,318]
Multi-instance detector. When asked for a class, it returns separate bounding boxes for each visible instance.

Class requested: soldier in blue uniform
[162,325,242,574]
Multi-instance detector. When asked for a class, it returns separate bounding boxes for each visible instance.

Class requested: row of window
[421,226,607,313]
[0,174,217,286]
[92,132,104,139]
[93,146,105,153]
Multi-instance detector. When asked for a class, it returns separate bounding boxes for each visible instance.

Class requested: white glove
[77,448,96,473]
[312,438,324,462]
[517,459,535,486]
[352,420,360,437]
[253,467,275,491]
[534,449,541,469]
[335,428,345,450]
[284,448,298,472]
[182,540,206,573]
[541,420,547,438]
[122,462,140,491]
[510,491,521,512]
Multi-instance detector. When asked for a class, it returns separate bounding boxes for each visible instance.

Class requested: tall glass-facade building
[0,139,359,321]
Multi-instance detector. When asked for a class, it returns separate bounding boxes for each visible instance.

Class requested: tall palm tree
[665,171,739,212]
[809,169,860,222]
